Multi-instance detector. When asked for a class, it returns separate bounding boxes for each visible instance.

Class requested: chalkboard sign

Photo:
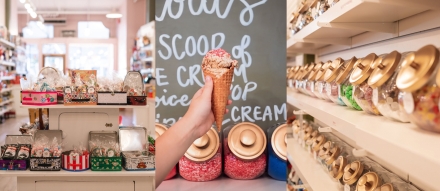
[155,0,287,130]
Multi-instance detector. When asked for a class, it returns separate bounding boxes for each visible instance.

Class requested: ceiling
[17,0,125,14]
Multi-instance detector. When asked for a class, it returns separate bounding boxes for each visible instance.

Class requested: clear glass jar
[369,51,412,123]
[324,58,346,105]
[335,57,362,110]
[223,122,267,180]
[314,62,331,100]
[267,123,287,181]
[179,127,221,181]
[350,53,382,115]
[397,45,440,133]
[155,123,177,180]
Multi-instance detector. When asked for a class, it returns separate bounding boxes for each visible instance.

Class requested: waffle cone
[202,66,235,132]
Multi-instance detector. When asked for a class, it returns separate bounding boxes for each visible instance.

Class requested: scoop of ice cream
[202,48,238,69]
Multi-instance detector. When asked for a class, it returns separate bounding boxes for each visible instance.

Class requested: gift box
[30,130,62,171]
[119,127,154,171]
[62,151,90,171]
[21,91,57,105]
[89,131,122,171]
[123,71,147,106]
[97,91,127,105]
[63,86,98,105]
[0,135,33,170]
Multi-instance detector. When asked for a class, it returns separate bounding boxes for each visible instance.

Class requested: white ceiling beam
[317,22,397,34]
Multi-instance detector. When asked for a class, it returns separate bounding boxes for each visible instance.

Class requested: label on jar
[344,184,350,191]
[403,92,415,114]
[372,88,379,106]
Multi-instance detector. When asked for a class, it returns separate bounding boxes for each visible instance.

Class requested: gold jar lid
[368,51,402,88]
[227,122,266,160]
[396,45,439,92]
[301,65,314,80]
[318,141,332,159]
[271,124,287,161]
[185,126,219,162]
[312,135,326,152]
[374,183,394,191]
[343,161,364,185]
[324,58,344,82]
[315,61,331,81]
[307,62,323,81]
[303,126,313,141]
[350,53,379,85]
[155,123,168,139]
[329,156,347,180]
[325,146,341,165]
[356,172,381,191]
[306,130,318,144]
[335,57,358,84]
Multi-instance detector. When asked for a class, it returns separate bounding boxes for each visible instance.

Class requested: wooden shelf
[0,169,155,177]
[287,0,439,53]
[287,88,440,190]
[0,39,15,49]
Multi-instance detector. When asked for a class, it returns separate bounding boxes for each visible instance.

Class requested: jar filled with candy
[156,123,177,180]
[267,123,287,181]
[336,57,362,110]
[303,64,318,97]
[306,63,321,98]
[315,61,332,101]
[396,45,440,133]
[324,58,345,105]
[223,122,267,180]
[368,51,412,123]
[349,53,382,115]
[179,127,221,181]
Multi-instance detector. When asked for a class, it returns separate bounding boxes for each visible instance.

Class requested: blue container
[267,123,287,181]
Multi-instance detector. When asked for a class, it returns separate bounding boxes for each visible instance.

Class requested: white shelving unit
[0,60,15,67]
[287,89,440,190]
[287,138,340,191]
[1,76,14,81]
[0,39,15,49]
[0,99,13,106]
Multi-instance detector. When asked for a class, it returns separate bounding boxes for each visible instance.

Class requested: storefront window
[22,21,54,39]
[68,44,114,77]
[25,44,39,77]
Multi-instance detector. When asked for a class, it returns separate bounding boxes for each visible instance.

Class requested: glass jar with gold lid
[305,63,320,97]
[336,57,363,110]
[223,122,267,180]
[267,123,288,181]
[349,53,382,115]
[396,45,440,133]
[315,61,332,101]
[294,66,305,94]
[289,66,300,90]
[324,58,346,105]
[179,126,222,181]
[368,51,412,122]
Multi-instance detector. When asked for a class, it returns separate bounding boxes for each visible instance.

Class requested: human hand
[183,76,232,139]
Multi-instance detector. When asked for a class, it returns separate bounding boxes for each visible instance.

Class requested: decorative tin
[62,151,90,171]
[21,91,57,105]
[63,86,98,105]
[120,126,154,171]
[89,131,122,171]
[123,71,147,106]
[97,91,127,105]
[0,135,33,170]
[30,130,63,171]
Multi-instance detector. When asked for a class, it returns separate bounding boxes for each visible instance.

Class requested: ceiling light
[20,0,26,3]
[106,12,122,19]
[30,12,37,18]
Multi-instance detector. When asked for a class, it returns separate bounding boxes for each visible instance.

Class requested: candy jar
[368,51,412,123]
[267,123,287,181]
[179,126,221,181]
[342,161,367,190]
[306,63,321,98]
[349,53,382,114]
[155,123,177,180]
[396,45,440,133]
[356,172,381,191]
[324,58,346,105]
[303,64,318,97]
[315,61,332,101]
[336,57,362,110]
[224,122,267,180]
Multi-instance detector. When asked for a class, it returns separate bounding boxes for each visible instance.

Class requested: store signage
[155,0,286,130]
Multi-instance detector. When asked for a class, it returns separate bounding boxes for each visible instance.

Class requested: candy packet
[16,144,31,159]
[2,144,18,159]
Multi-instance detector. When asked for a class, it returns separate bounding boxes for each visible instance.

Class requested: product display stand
[0,105,155,191]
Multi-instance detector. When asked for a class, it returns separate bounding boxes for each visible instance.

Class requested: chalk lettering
[158,34,172,60]
[156,68,169,86]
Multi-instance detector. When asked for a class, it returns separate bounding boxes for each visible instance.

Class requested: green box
[91,157,122,171]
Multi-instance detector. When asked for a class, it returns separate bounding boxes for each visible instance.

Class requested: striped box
[62,152,89,171]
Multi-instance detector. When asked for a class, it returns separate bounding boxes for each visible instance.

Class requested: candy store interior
[0,0,156,191]
[286,0,440,191]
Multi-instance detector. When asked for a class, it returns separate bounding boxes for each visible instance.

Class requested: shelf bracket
[298,38,351,46]
[367,0,440,10]
[317,22,397,34]
[318,126,332,133]
[293,110,307,115]
[352,148,368,157]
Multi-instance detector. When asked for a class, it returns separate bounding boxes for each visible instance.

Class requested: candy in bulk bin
[336,57,362,110]
[315,61,333,101]
[343,161,368,190]
[311,134,326,159]
[368,51,412,123]
[267,123,287,181]
[304,130,318,155]
[179,126,221,181]
[329,156,348,185]
[155,123,177,180]
[223,122,267,180]
[317,141,340,171]
[396,45,440,133]
[306,63,322,98]
[295,67,306,94]
[349,53,382,115]
[355,172,381,191]
[304,63,319,97]
[324,58,346,106]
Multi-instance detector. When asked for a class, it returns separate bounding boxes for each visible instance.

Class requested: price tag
[372,88,379,106]
[344,184,350,191]
[403,92,415,114]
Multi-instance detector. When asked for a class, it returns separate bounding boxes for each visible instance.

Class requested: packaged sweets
[30,130,63,171]
[324,58,346,105]
[335,57,363,110]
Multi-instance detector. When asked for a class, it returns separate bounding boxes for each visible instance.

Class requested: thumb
[201,75,213,98]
